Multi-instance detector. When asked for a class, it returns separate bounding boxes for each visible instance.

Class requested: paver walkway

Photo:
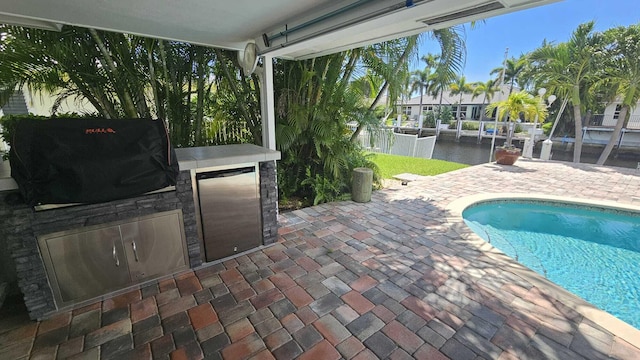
[2,159,640,359]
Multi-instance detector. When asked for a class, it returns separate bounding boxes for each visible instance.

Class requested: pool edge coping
[445,193,640,350]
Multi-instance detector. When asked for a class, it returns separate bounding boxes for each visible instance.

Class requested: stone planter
[495,147,521,165]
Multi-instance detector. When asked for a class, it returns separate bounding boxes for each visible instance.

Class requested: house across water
[394,89,640,150]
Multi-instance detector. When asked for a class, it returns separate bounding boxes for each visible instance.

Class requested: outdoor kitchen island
[0,144,280,319]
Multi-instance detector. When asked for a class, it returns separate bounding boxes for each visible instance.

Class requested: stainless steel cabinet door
[42,226,130,305]
[120,210,188,281]
[198,169,262,262]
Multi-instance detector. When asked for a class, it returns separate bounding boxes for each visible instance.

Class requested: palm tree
[275,53,371,199]
[426,28,466,123]
[349,37,418,141]
[409,55,439,128]
[350,26,466,141]
[0,26,147,119]
[472,79,498,121]
[490,56,527,95]
[485,90,548,148]
[0,25,239,147]
[595,24,640,165]
[409,69,430,127]
[449,75,474,121]
[529,22,601,163]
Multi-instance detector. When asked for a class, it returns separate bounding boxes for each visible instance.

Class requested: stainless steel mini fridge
[196,166,262,262]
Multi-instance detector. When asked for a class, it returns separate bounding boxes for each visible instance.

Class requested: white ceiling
[0,0,561,60]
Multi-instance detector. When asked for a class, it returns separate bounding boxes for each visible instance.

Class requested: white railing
[628,116,640,129]
[204,118,252,145]
[589,114,640,130]
[359,128,436,159]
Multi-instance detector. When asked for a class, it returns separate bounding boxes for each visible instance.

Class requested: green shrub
[348,151,381,187]
[514,124,523,133]
[439,107,453,124]
[1,114,46,148]
[301,168,348,206]
[1,113,97,148]
[299,151,380,205]
[423,112,436,128]
[542,121,553,135]
[373,105,386,119]
[461,121,479,130]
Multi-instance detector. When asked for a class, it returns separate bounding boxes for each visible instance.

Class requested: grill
[10,118,179,206]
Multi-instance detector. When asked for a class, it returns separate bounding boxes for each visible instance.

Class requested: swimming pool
[462,200,640,329]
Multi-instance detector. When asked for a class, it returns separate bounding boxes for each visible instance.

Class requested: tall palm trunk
[597,106,629,165]
[480,94,487,121]
[350,38,415,142]
[418,87,424,129]
[158,41,173,130]
[437,89,444,121]
[146,41,162,119]
[214,49,254,131]
[89,29,138,118]
[505,111,514,147]
[339,49,360,93]
[572,103,584,163]
[194,48,206,145]
[65,71,117,118]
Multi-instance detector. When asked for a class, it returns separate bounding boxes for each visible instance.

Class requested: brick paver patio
[2,159,640,359]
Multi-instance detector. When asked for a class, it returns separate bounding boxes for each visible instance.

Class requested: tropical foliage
[449,75,474,120]
[593,24,640,164]
[275,27,466,205]
[0,22,468,206]
[409,55,437,128]
[485,90,548,147]
[472,79,499,121]
[528,22,601,163]
[0,25,259,147]
[523,21,640,165]
[490,55,528,95]
[274,52,379,204]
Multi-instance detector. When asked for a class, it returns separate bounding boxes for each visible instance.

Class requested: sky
[415,0,640,83]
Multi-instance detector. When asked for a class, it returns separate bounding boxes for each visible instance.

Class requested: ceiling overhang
[0,0,561,60]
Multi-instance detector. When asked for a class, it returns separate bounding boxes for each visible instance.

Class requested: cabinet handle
[112,243,120,267]
[132,240,139,262]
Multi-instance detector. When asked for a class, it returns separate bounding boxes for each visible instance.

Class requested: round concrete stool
[351,167,373,203]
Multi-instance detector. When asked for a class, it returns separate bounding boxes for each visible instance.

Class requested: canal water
[432,140,640,169]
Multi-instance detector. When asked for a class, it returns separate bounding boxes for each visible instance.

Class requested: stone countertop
[0,144,281,191]
[175,144,280,170]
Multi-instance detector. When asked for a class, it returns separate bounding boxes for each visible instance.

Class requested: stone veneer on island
[0,144,280,319]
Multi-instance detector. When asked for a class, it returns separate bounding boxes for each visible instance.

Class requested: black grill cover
[10,118,179,206]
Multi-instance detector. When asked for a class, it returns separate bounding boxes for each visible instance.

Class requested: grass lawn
[370,153,469,179]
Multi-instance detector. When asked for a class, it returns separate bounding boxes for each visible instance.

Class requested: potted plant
[485,91,548,165]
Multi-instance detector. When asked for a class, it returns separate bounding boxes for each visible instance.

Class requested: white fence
[359,128,436,159]
[204,118,252,145]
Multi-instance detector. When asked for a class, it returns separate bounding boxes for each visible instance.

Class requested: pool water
[463,201,640,329]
